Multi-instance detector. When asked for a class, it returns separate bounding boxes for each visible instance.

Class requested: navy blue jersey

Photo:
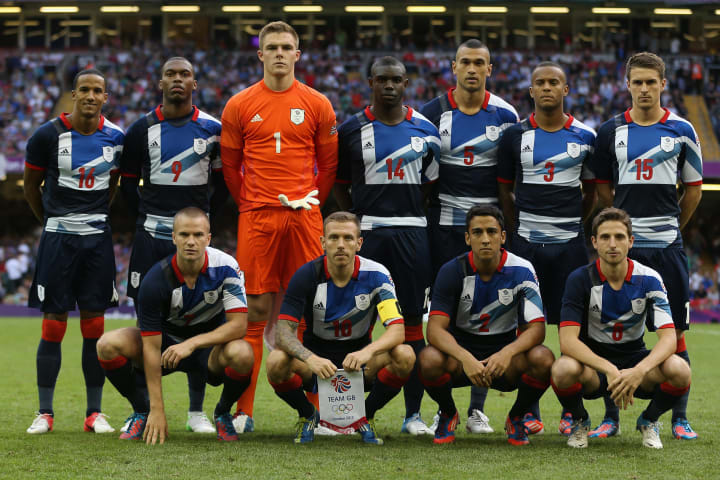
[278,255,403,355]
[420,89,519,226]
[120,106,222,240]
[592,109,703,248]
[497,114,596,243]
[561,259,673,358]
[25,113,124,234]
[138,247,247,341]
[430,250,545,346]
[336,106,440,230]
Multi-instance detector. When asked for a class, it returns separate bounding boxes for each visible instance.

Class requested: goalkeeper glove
[278,189,320,210]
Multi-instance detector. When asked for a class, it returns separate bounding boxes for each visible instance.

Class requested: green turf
[1,317,716,479]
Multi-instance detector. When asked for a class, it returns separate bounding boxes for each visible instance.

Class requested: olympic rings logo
[331,403,354,414]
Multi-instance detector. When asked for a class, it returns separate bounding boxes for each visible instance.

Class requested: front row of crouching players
[419,205,554,445]
[266,211,415,444]
[97,207,254,443]
[551,207,691,449]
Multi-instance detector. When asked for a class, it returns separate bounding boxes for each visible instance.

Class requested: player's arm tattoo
[276,319,313,361]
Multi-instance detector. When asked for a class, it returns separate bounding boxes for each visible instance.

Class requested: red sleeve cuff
[581,179,595,185]
[226,307,248,313]
[683,180,702,186]
[497,176,513,184]
[559,321,581,328]
[528,317,545,324]
[120,172,139,178]
[278,314,300,323]
[429,310,450,318]
[658,323,676,329]
[385,319,404,326]
[594,179,611,184]
[25,161,45,171]
[141,331,161,336]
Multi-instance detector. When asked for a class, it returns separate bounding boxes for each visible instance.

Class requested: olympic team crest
[631,298,647,314]
[204,290,219,304]
[332,374,351,393]
[411,136,425,153]
[290,108,305,125]
[37,284,45,302]
[130,271,141,289]
[497,288,513,306]
[567,142,581,159]
[355,293,371,310]
[102,146,115,163]
[486,125,499,142]
[318,369,366,434]
[660,136,674,152]
[193,138,207,155]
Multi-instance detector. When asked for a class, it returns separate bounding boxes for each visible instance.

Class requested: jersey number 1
[274,132,281,154]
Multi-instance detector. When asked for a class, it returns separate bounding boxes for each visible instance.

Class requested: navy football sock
[271,374,315,419]
[468,386,488,416]
[366,368,407,419]
[82,338,105,416]
[403,338,426,418]
[672,350,690,421]
[214,368,250,417]
[644,382,689,422]
[99,356,149,413]
[602,391,620,422]
[509,374,549,419]
[552,380,588,421]
[37,339,62,415]
[421,372,457,417]
[187,370,207,412]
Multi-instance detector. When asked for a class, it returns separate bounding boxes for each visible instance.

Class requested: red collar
[468,248,508,273]
[364,105,413,122]
[323,255,360,281]
[59,112,105,131]
[623,107,670,125]
[171,251,209,284]
[447,88,490,110]
[528,112,574,130]
[155,105,199,122]
[595,258,634,283]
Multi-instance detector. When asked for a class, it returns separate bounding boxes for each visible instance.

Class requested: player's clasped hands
[278,189,320,210]
[483,349,513,380]
[608,367,645,409]
[160,342,195,370]
[143,411,169,445]
[343,349,372,372]
[307,354,337,379]
[464,357,491,388]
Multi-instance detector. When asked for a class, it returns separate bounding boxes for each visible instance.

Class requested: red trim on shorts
[226,307,248,314]
[419,371,451,387]
[141,331,161,336]
[278,314,300,323]
[429,310,450,318]
[224,367,250,381]
[560,321,581,328]
[551,379,582,396]
[594,179,611,184]
[377,367,409,389]
[120,172,139,178]
[98,355,128,371]
[660,381,689,396]
[497,176,513,184]
[25,161,46,171]
[271,373,303,393]
[404,324,424,342]
[581,179,596,185]
[521,373,550,389]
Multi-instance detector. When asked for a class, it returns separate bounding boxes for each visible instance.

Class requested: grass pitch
[1,317,717,480]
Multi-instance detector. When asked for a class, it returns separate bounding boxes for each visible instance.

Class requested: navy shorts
[127,228,175,300]
[510,233,589,325]
[427,209,469,282]
[360,227,431,319]
[629,246,690,331]
[29,230,117,313]
[160,333,220,385]
[451,336,517,391]
[583,349,654,400]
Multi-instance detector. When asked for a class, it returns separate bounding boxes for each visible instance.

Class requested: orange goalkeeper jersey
[221,79,338,212]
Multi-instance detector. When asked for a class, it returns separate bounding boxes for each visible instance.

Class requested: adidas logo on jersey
[440,129,450,136]
[522,145,533,153]
[59,148,70,155]
[362,141,374,150]
[461,293,472,302]
[616,140,626,149]
[314,301,325,310]
[590,304,600,313]
[149,140,160,148]
[251,114,263,123]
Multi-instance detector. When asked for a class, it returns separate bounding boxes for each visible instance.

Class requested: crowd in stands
[0,44,718,311]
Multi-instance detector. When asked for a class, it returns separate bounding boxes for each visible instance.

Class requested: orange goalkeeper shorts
[237,206,323,295]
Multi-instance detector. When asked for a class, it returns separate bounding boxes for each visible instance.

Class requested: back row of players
[23,21,700,446]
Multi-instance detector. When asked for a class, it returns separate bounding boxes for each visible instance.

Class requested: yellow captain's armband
[377,298,402,323]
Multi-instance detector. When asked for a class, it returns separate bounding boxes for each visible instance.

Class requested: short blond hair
[259,21,299,50]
